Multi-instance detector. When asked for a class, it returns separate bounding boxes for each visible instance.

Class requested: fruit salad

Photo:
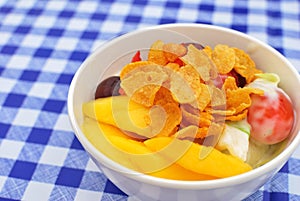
[81,40,295,180]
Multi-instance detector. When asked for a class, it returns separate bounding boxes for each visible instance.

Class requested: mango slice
[82,96,167,138]
[81,118,175,173]
[144,137,252,178]
[149,163,217,181]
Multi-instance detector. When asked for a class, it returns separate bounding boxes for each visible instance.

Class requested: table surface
[0,0,299,200]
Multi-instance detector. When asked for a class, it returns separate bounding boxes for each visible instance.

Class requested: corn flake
[212,44,236,74]
[181,44,218,81]
[163,43,187,62]
[148,40,169,65]
[233,48,262,83]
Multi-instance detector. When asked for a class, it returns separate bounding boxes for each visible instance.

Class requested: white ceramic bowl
[68,23,300,201]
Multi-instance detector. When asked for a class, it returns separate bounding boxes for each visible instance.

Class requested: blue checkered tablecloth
[0,0,299,200]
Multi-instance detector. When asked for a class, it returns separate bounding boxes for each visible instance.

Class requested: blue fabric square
[0,158,15,176]
[0,198,19,201]
[48,130,74,148]
[233,7,248,15]
[5,125,31,142]
[18,143,45,163]
[132,0,147,5]
[1,45,18,55]
[27,128,52,144]
[81,31,98,40]
[70,137,84,150]
[57,73,73,84]
[59,10,74,18]
[34,48,53,58]
[69,51,89,62]
[32,164,61,183]
[165,1,181,8]
[267,10,281,18]
[47,28,64,37]
[55,167,84,187]
[50,185,77,200]
[279,162,289,173]
[3,93,26,108]
[198,4,214,12]
[0,6,13,13]
[15,26,31,34]
[104,180,126,196]
[20,70,40,81]
[267,27,282,36]
[126,15,141,23]
[42,99,65,113]
[231,25,248,32]
[91,13,107,20]
[79,171,106,191]
[263,191,289,201]
[9,161,37,180]
[0,122,10,138]
[159,18,176,24]
[27,8,43,15]
[0,177,29,201]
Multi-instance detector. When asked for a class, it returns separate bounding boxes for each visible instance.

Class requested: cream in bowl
[68,23,300,201]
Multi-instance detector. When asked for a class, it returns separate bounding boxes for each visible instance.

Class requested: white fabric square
[177,8,198,21]
[28,82,54,99]
[22,34,45,48]
[7,55,31,70]
[55,38,78,51]
[67,18,89,31]
[289,59,300,73]
[282,18,300,32]
[39,145,69,166]
[248,0,267,9]
[16,0,35,9]
[43,58,67,73]
[143,5,163,18]
[212,12,232,25]
[288,174,300,196]
[23,181,54,201]
[214,0,234,7]
[76,1,98,13]
[3,13,24,26]
[85,159,101,172]
[46,1,67,11]
[248,14,267,26]
[292,145,300,159]
[282,1,299,14]
[0,139,24,160]
[0,176,6,193]
[91,40,105,52]
[0,32,11,45]
[12,108,39,127]
[0,77,16,93]
[54,114,72,132]
[110,2,130,15]
[74,189,103,201]
[34,16,57,28]
[283,38,300,51]
[101,20,123,33]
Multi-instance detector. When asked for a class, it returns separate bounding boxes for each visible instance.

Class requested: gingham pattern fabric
[0,0,299,200]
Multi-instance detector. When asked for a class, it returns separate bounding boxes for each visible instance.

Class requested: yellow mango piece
[81,118,135,169]
[144,137,252,178]
[82,96,149,127]
[149,163,218,181]
[81,118,175,173]
[82,96,167,138]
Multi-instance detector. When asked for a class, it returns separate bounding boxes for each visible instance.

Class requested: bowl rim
[68,23,300,190]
